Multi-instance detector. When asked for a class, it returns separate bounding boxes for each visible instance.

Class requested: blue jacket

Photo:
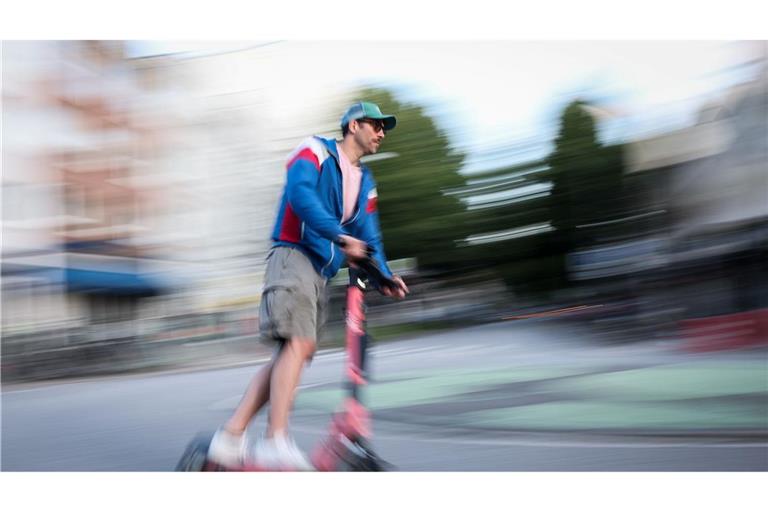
[271,136,393,280]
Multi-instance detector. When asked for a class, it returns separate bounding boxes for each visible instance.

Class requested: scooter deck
[175,433,310,472]
[176,431,392,472]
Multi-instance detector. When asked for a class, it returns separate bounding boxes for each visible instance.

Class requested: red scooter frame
[176,256,395,471]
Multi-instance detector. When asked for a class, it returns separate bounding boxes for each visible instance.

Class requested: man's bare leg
[266,336,316,437]
[222,360,274,435]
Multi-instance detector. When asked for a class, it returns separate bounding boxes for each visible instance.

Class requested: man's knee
[288,337,317,360]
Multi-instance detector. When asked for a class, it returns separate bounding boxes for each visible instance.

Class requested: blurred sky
[127,40,745,170]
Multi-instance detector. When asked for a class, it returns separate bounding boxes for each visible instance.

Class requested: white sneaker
[207,428,248,467]
[255,433,315,471]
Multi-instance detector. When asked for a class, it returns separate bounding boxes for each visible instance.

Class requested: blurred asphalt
[295,320,768,437]
[155,319,768,436]
[3,320,767,470]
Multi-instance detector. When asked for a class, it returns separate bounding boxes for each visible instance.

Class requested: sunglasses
[357,118,387,133]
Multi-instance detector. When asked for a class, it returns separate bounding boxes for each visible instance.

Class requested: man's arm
[285,158,346,242]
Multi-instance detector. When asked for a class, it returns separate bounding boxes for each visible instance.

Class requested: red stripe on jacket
[287,147,320,171]
[279,146,321,243]
[279,203,302,243]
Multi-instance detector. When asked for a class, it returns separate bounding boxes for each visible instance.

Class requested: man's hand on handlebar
[381,274,409,300]
[336,235,408,299]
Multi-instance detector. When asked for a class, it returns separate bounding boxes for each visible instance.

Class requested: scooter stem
[346,266,368,399]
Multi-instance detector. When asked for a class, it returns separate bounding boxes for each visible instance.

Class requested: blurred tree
[454,156,558,293]
[452,99,627,297]
[354,87,471,273]
[344,91,627,298]
[547,100,627,285]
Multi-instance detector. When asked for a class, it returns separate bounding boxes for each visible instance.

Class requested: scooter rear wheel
[175,433,213,471]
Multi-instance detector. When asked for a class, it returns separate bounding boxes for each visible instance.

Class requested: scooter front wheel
[337,440,396,471]
[335,454,395,471]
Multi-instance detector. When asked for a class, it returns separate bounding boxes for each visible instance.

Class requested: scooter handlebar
[351,255,397,292]
[335,237,397,292]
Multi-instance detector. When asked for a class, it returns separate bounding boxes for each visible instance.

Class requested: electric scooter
[176,253,396,471]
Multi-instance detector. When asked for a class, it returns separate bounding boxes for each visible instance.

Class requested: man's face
[353,118,386,155]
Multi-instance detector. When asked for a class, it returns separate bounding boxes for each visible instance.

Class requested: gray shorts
[259,246,328,347]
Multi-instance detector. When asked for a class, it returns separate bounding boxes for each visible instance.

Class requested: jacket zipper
[342,208,360,226]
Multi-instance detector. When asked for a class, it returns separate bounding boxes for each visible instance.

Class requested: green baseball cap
[340,101,397,131]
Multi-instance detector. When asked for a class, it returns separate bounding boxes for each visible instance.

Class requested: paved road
[3,321,767,471]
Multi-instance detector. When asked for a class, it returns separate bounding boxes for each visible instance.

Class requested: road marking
[371,347,437,357]
[299,382,332,390]
[314,349,345,361]
[3,384,66,395]
[289,424,768,449]
[315,345,446,361]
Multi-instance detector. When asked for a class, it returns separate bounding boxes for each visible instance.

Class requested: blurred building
[2,41,255,378]
[2,41,357,380]
[569,46,768,346]
[3,42,186,375]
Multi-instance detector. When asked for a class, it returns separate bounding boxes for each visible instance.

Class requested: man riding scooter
[206,102,408,470]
